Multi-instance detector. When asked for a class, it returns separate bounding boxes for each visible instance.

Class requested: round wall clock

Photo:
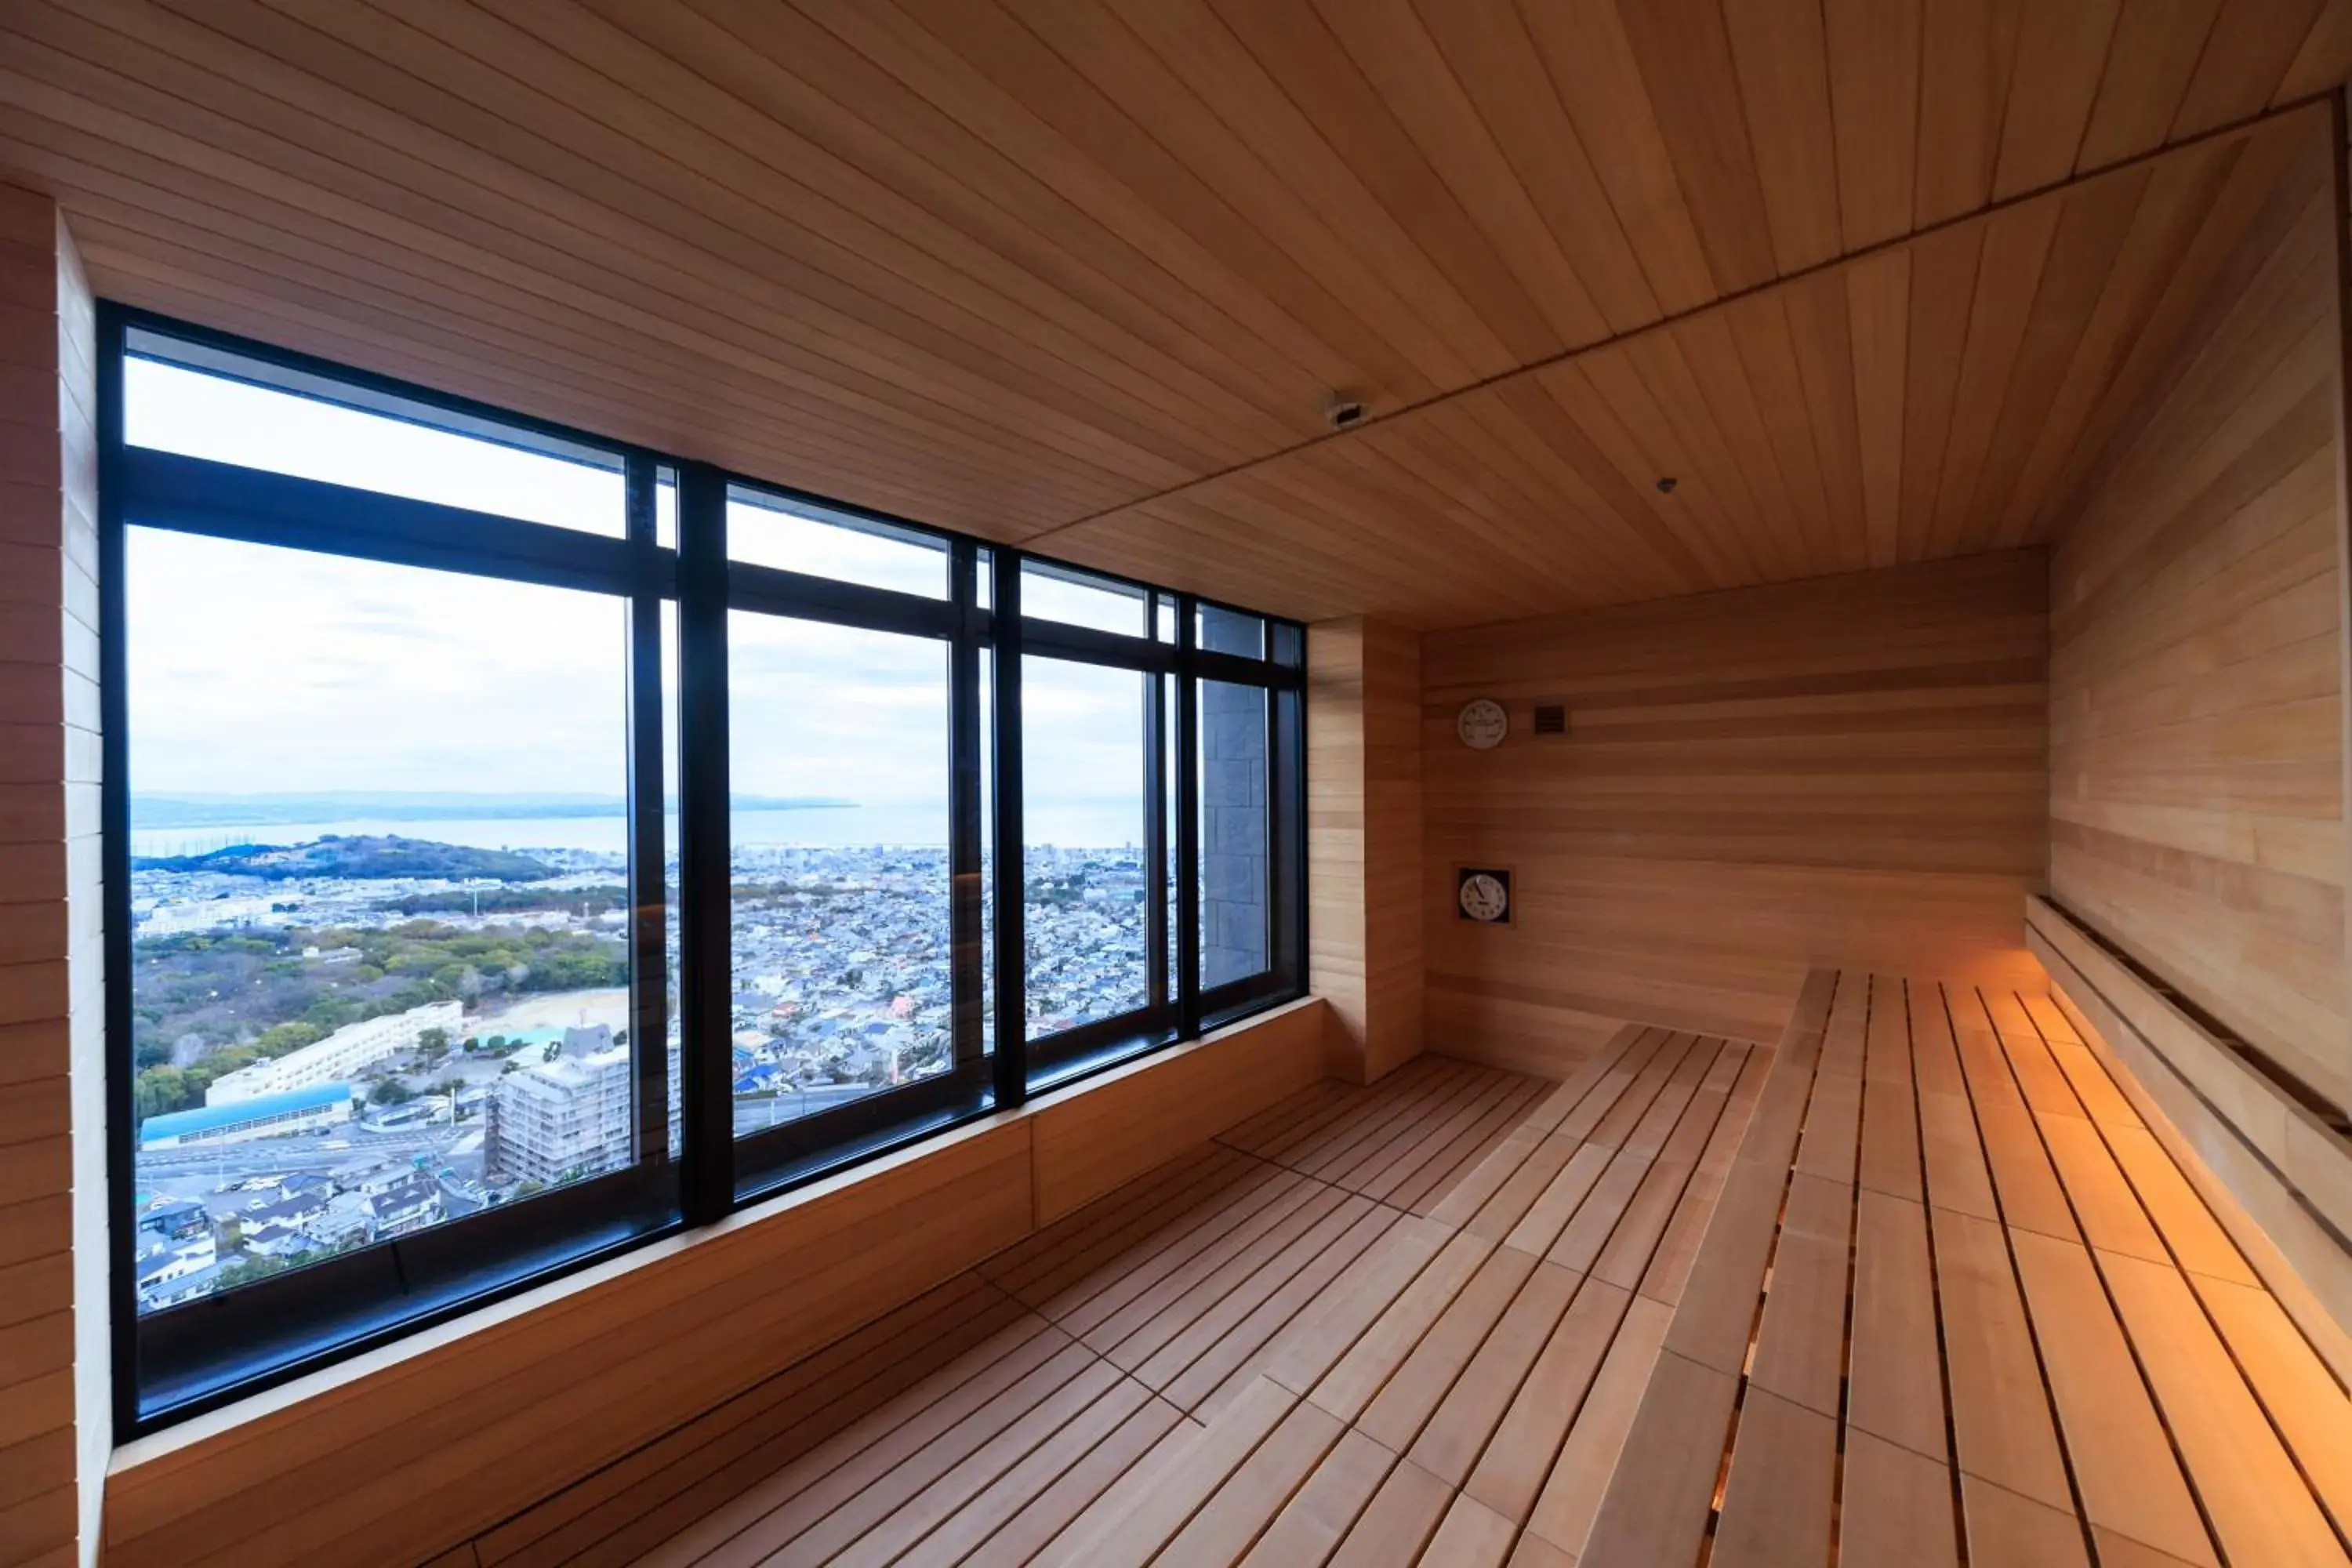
[1457,698,1508,750]
[1459,870,1511,923]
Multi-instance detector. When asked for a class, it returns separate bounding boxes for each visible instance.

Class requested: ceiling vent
[1533,704,1568,736]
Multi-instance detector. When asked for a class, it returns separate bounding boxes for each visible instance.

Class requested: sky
[123,358,1152,844]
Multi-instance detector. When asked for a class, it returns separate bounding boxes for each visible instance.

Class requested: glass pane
[655,469,678,552]
[662,602,683,1160]
[1198,604,1265,659]
[1022,562,1146,637]
[1200,681,1271,989]
[1162,674,1178,1001]
[980,650,996,1055]
[727,615,953,1134]
[728,485,946,598]
[123,339,624,537]
[1024,658,1149,1035]
[125,530,637,1314]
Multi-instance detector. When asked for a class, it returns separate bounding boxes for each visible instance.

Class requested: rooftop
[139,1082,354,1145]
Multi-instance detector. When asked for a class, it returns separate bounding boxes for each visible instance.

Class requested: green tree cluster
[130,918,626,1126]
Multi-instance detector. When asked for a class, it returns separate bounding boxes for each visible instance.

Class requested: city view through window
[1022,657,1150,1036]
[726,609,954,1137]
[123,358,1247,1318]
[125,527,645,1313]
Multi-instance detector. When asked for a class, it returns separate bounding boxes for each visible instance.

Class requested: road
[731,1081,892,1136]
[138,1125,450,1178]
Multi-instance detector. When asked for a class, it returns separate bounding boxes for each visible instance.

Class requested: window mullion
[624,457,671,1169]
[1175,596,1202,1042]
[949,541,985,1071]
[1145,655,1170,1013]
[993,554,1027,1109]
[676,463,735,1221]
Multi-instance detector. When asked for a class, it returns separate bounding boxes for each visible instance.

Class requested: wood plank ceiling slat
[0,0,2340,625]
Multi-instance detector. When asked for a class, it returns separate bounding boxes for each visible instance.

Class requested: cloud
[124,356,1167,846]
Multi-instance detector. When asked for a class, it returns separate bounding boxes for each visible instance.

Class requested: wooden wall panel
[2048,124,2348,1105]
[0,178,101,1568]
[1307,619,1423,1083]
[99,997,1330,1568]
[1028,995,1324,1224]
[1424,552,2049,1070]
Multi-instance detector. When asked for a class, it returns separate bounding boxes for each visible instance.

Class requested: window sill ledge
[107,995,1327,1502]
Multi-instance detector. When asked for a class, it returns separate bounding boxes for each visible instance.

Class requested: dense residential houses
[134,1162,454,1312]
[130,835,1155,1311]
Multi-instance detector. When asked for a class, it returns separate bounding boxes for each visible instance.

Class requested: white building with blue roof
[139,1081,354,1149]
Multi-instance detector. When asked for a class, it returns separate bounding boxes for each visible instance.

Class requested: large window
[101,313,1305,1432]
[124,535,642,1305]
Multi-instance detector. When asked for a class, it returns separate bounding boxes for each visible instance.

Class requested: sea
[129,803,1142,858]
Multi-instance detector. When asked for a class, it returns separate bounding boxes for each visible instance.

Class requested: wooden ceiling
[0,0,2344,626]
[1051,111,2334,623]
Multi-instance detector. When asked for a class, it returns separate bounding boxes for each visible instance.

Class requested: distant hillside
[133,835,557,883]
[132,791,855,828]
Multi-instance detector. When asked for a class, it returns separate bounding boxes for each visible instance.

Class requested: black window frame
[99,305,1307,1436]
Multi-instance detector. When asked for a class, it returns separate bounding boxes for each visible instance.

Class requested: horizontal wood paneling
[1028,996,1326,1224]
[1423,553,2049,1069]
[100,998,1329,1568]
[2047,114,2348,1105]
[0,177,98,1568]
[56,182,103,1568]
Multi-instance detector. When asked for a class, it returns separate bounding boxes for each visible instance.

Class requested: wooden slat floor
[1057,973,2352,1568]
[470,975,2352,1566]
[460,1054,1553,1568]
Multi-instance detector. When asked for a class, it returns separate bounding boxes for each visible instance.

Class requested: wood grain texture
[98,999,1329,1568]
[0,177,101,1568]
[1029,996,1326,1225]
[1423,551,2049,1065]
[0,5,2339,626]
[2048,108,2348,1106]
[1043,111,2329,627]
[287,971,2352,1568]
[937,969,2352,1567]
[1308,619,1424,1083]
[1573,969,2349,1568]
[2033,895,2352,1379]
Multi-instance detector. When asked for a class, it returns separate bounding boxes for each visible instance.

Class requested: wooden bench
[1045,971,2352,1568]
[470,971,2352,1566]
